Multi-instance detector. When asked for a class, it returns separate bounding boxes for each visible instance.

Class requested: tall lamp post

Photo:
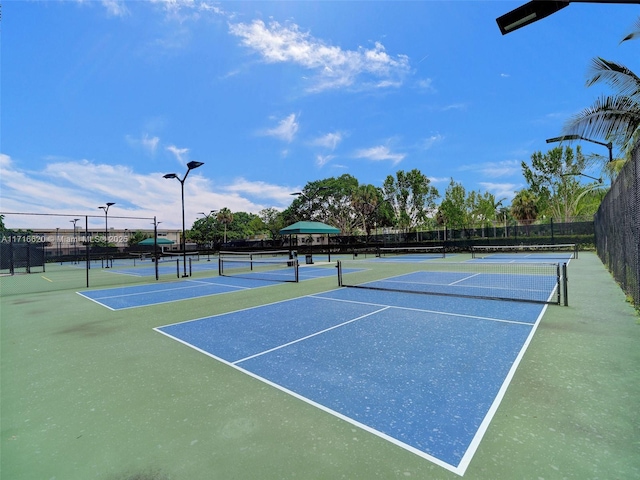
[198,210,217,261]
[290,186,329,220]
[99,202,115,268]
[163,160,204,277]
[70,218,80,264]
[546,135,613,163]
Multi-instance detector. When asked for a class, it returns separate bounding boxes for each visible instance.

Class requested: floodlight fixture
[497,1,637,36]
[496,1,569,35]
[163,161,205,277]
[561,172,603,183]
[546,135,613,162]
[98,203,115,267]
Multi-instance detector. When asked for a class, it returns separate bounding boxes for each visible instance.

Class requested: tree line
[189,16,639,246]
[186,145,607,246]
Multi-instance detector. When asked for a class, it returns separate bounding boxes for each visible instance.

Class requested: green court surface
[1,252,638,479]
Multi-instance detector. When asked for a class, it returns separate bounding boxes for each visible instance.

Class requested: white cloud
[457,160,521,178]
[101,0,130,17]
[311,132,343,150]
[316,154,335,167]
[261,114,299,143]
[478,182,522,202]
[428,176,450,185]
[354,145,405,165]
[442,103,468,111]
[480,161,521,177]
[416,78,436,92]
[126,134,160,155]
[228,19,410,92]
[221,178,299,206]
[166,145,190,165]
[421,134,444,150]
[0,156,299,230]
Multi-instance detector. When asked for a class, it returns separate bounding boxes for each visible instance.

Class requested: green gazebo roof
[279,221,341,235]
[137,237,175,245]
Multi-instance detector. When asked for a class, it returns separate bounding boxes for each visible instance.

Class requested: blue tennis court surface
[77,265,339,310]
[155,287,548,475]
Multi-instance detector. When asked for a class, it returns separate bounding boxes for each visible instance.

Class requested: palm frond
[586,57,640,98]
[563,95,640,150]
[620,16,640,43]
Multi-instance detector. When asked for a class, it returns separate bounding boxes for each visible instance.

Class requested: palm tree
[563,17,640,158]
[511,189,539,235]
[216,208,233,244]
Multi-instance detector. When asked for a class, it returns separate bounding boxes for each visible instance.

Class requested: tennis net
[218,256,299,282]
[471,243,578,260]
[219,249,295,260]
[376,245,446,258]
[337,259,568,305]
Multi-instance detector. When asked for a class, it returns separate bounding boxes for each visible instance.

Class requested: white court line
[309,293,534,327]
[232,306,390,365]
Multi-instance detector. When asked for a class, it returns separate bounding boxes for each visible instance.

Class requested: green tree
[563,17,640,162]
[351,184,382,237]
[522,146,602,222]
[127,230,149,247]
[382,169,439,233]
[289,176,359,233]
[259,208,286,242]
[217,208,234,243]
[510,189,539,233]
[436,179,467,231]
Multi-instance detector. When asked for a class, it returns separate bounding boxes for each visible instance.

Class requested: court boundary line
[76,278,264,310]
[232,307,390,365]
[154,289,547,475]
[456,303,548,473]
[153,306,459,475]
[309,293,535,326]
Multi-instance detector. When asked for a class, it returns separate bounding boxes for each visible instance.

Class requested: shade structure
[279,221,340,235]
[137,237,175,245]
[280,221,341,263]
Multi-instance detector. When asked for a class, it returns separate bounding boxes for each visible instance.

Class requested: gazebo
[279,221,341,263]
[137,237,175,254]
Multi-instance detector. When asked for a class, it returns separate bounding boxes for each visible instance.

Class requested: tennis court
[2,251,639,480]
[155,262,555,475]
[77,262,339,310]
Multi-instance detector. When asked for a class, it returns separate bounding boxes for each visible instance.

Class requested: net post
[337,260,343,286]
[176,258,179,278]
[574,243,579,260]
[218,256,223,276]
[563,263,569,306]
[294,258,299,282]
[189,257,192,276]
[556,264,561,305]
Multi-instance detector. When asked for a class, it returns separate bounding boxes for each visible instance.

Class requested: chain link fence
[594,141,640,310]
[0,213,197,295]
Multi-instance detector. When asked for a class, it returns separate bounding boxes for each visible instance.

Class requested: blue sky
[1,1,638,230]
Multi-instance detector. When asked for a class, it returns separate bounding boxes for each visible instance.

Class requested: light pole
[290,186,329,220]
[546,135,613,163]
[99,202,115,268]
[164,160,204,277]
[198,210,217,261]
[561,172,603,183]
[70,218,80,263]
